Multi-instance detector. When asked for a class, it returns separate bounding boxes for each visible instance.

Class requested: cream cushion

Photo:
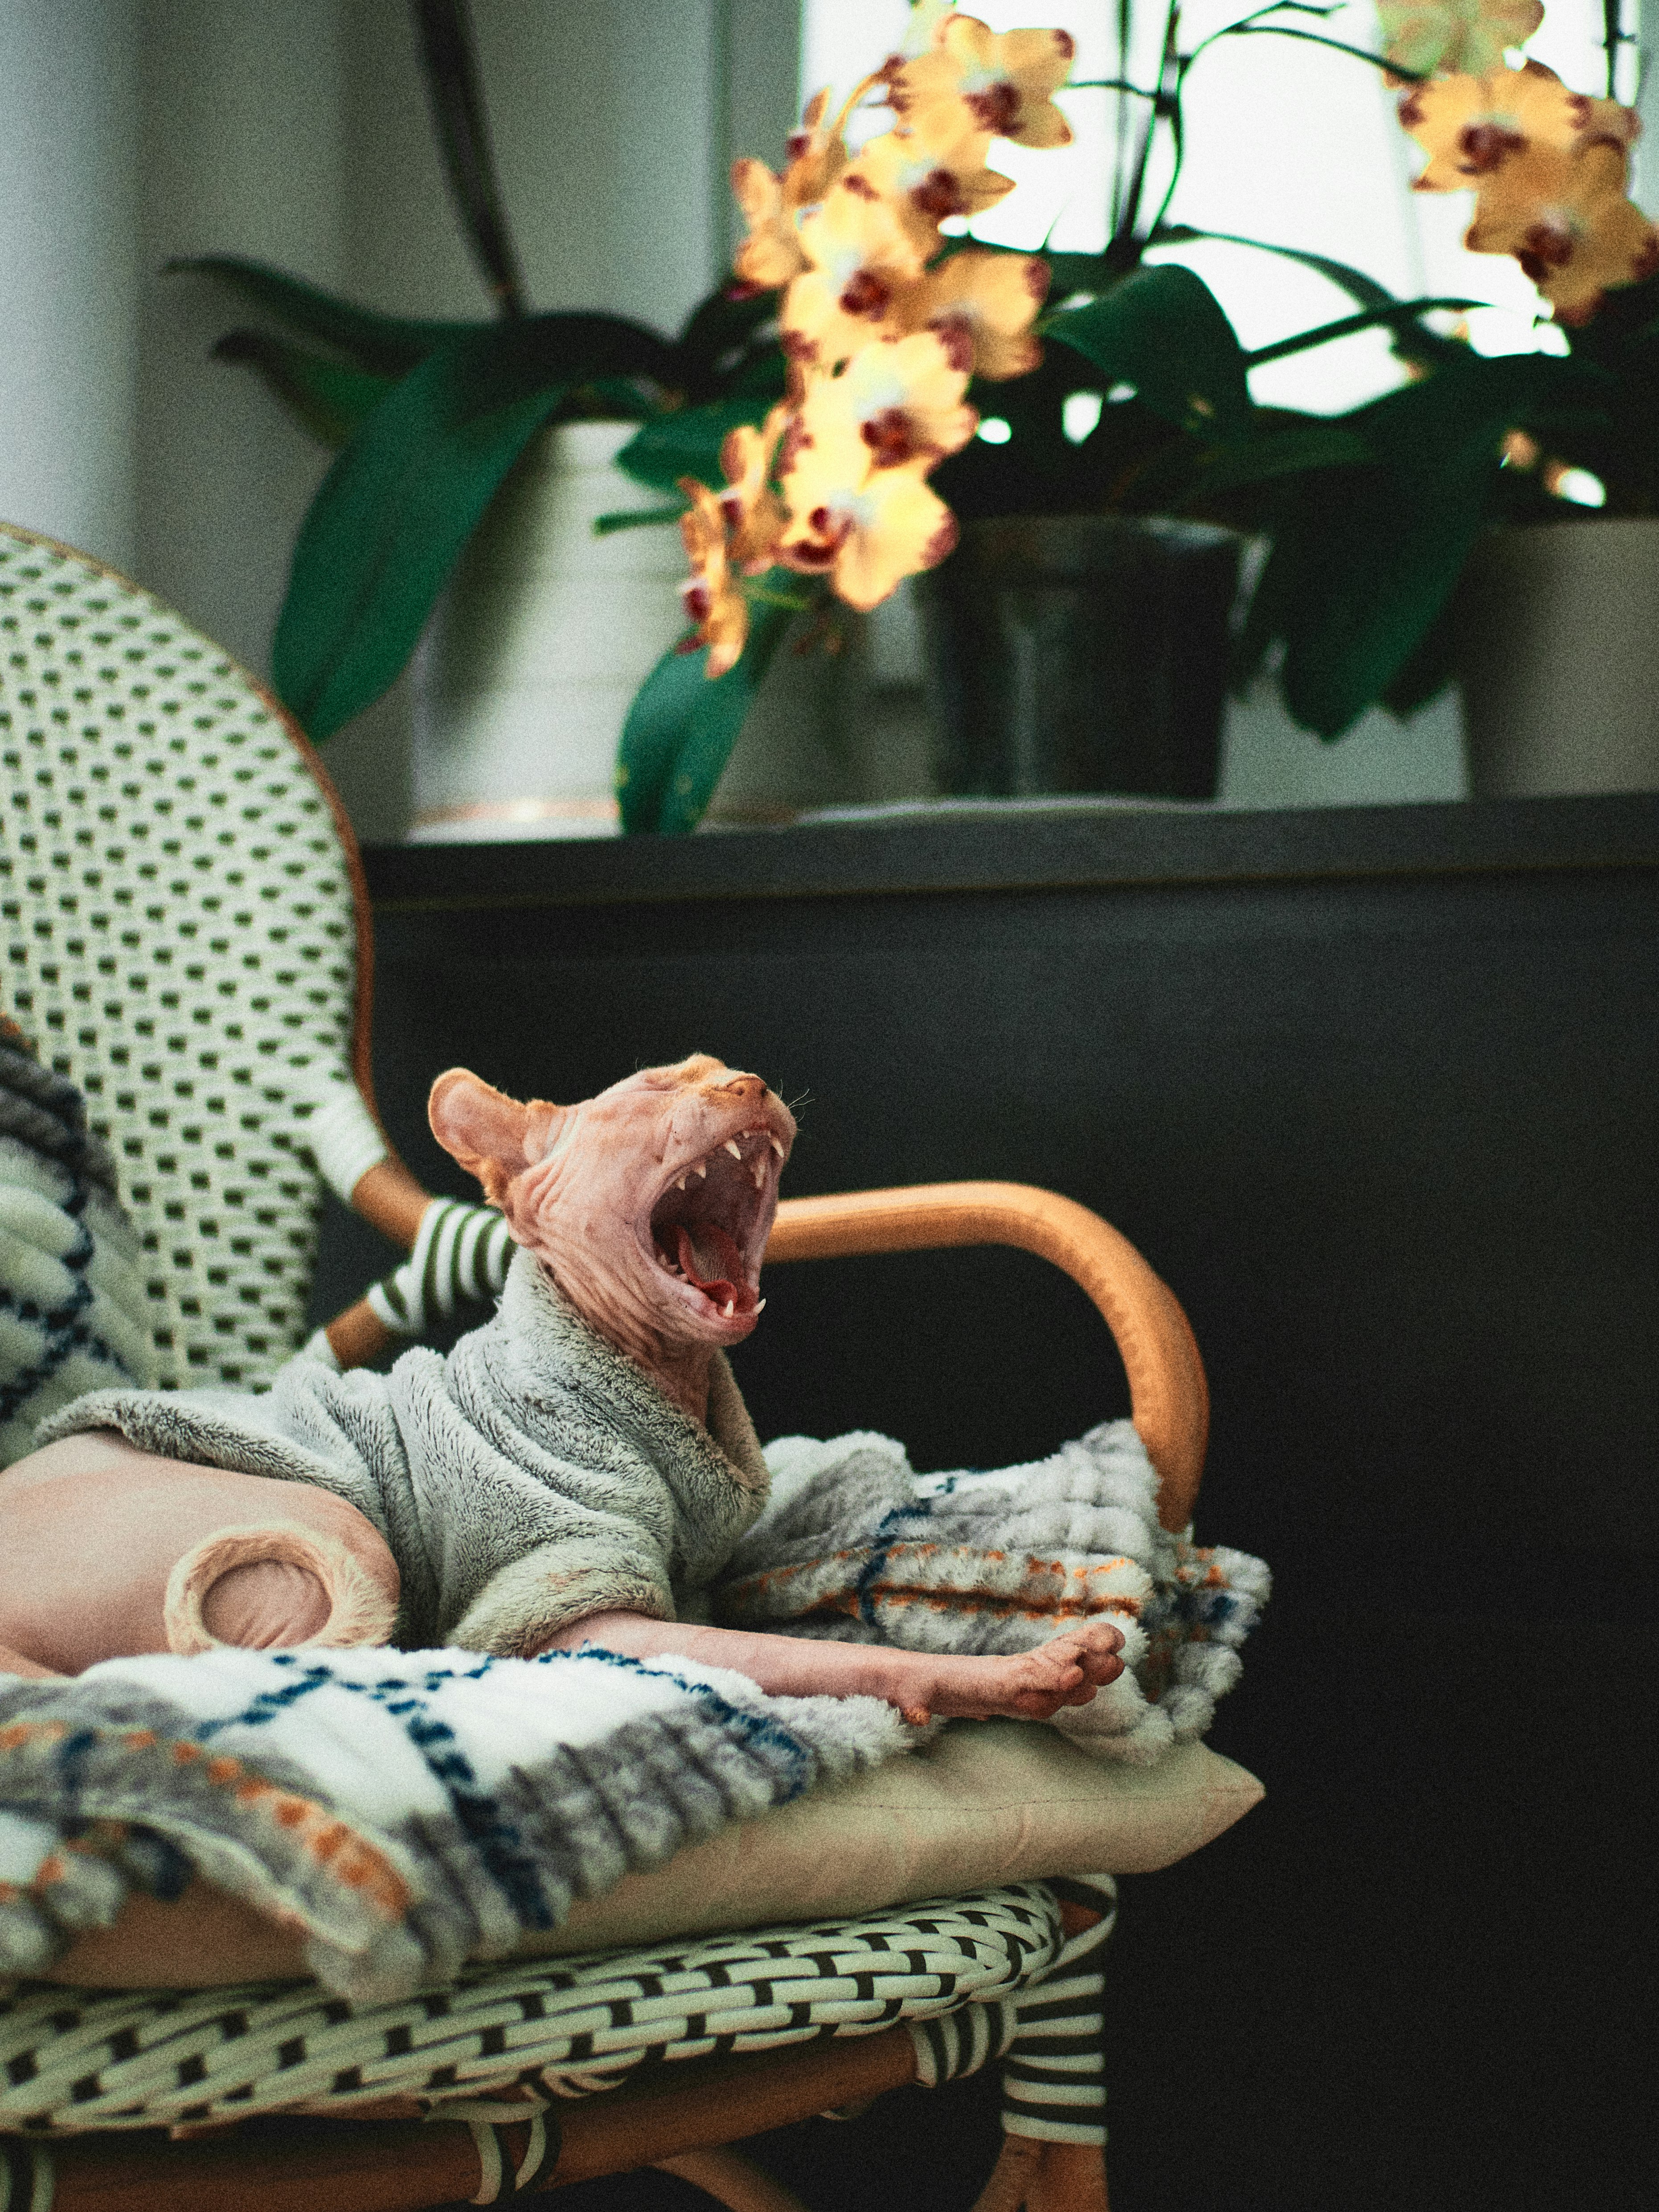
[49,1720,1262,1988]
[543,1722,1261,1954]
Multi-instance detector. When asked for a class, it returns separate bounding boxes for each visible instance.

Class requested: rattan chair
[0,520,442,1399]
[0,525,1229,2211]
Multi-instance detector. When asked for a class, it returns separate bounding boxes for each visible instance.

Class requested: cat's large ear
[428,1070,568,1207]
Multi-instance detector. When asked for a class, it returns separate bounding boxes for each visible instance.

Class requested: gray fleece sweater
[38,1251,770,1655]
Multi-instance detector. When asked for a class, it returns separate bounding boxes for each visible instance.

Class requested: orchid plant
[628,14,1073,827]
[1233,0,1659,731]
[627,0,1481,827]
[187,0,1659,831]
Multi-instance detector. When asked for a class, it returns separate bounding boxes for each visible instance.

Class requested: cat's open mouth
[646,1123,786,1323]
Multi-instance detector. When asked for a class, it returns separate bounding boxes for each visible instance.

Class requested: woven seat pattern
[0,1887,1062,2135]
[0,525,363,1389]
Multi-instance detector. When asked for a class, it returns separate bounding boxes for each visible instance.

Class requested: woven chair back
[0,524,373,1389]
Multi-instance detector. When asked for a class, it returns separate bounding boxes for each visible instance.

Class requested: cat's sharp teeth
[676,1176,687,1190]
[692,1161,707,1179]
[770,1136,785,1157]
[722,1299,735,1318]
[724,1139,742,1160]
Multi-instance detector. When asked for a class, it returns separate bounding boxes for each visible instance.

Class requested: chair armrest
[767,1182,1208,1533]
[348,1156,437,1249]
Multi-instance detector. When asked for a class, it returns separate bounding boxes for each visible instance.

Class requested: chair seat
[0,1886,1064,2137]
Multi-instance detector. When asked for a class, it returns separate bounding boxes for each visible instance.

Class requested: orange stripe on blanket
[725,1547,1143,1618]
[806,1587,1143,1623]
[0,1724,412,1923]
[0,1720,66,1752]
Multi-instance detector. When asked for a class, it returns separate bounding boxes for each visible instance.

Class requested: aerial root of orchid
[677,11,1073,678]
[1388,0,1657,327]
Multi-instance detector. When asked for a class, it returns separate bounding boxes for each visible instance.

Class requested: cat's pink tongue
[675,1224,757,1312]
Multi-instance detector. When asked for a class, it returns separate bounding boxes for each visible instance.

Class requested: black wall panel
[319,796,1657,2212]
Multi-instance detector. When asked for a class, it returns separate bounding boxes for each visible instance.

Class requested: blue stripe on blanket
[567,1647,817,1798]
[0,1644,905,2003]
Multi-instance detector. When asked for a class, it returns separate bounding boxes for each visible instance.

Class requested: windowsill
[361,790,1659,913]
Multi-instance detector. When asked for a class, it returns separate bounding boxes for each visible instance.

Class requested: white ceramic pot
[701,613,867,826]
[408,420,687,841]
[1455,517,1659,798]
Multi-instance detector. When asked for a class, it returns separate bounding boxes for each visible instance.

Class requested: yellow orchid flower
[795,333,978,471]
[687,6,1075,678]
[782,86,852,206]
[885,14,1075,151]
[849,123,1016,254]
[731,160,808,289]
[1377,0,1544,80]
[730,89,848,291]
[898,0,959,59]
[782,176,928,369]
[1401,62,1636,191]
[676,481,749,678]
[892,246,1050,380]
[717,404,791,573]
[1466,139,1659,323]
[777,420,959,611]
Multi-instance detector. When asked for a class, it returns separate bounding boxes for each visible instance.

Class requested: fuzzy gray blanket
[0,1641,905,2001]
[39,1253,770,1657]
[718,1425,1270,1765]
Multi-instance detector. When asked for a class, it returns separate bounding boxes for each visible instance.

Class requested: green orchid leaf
[594,505,687,537]
[1037,250,1122,302]
[1246,297,1480,367]
[1154,226,1469,369]
[677,282,777,358]
[169,257,471,377]
[212,330,395,449]
[615,397,777,496]
[1136,418,1372,515]
[274,314,683,741]
[1378,590,1461,717]
[1561,262,1659,366]
[674,284,786,402]
[617,594,795,834]
[721,347,792,403]
[1045,266,1255,438]
[1248,351,1581,735]
[566,376,661,420]
[1155,225,1402,315]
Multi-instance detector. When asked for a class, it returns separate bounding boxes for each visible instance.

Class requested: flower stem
[1219,23,1427,77]
[831,71,889,145]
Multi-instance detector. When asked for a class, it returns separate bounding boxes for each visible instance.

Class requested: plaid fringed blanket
[716,1420,1270,1765]
[0,1644,906,2002]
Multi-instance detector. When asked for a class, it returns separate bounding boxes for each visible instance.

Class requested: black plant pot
[914,514,1244,801]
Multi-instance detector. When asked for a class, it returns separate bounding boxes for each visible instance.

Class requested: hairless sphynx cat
[0,1057,1124,1727]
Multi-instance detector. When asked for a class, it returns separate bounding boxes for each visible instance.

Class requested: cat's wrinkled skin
[429,1054,795,1426]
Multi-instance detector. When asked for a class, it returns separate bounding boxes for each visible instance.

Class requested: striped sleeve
[366,1200,515,1340]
